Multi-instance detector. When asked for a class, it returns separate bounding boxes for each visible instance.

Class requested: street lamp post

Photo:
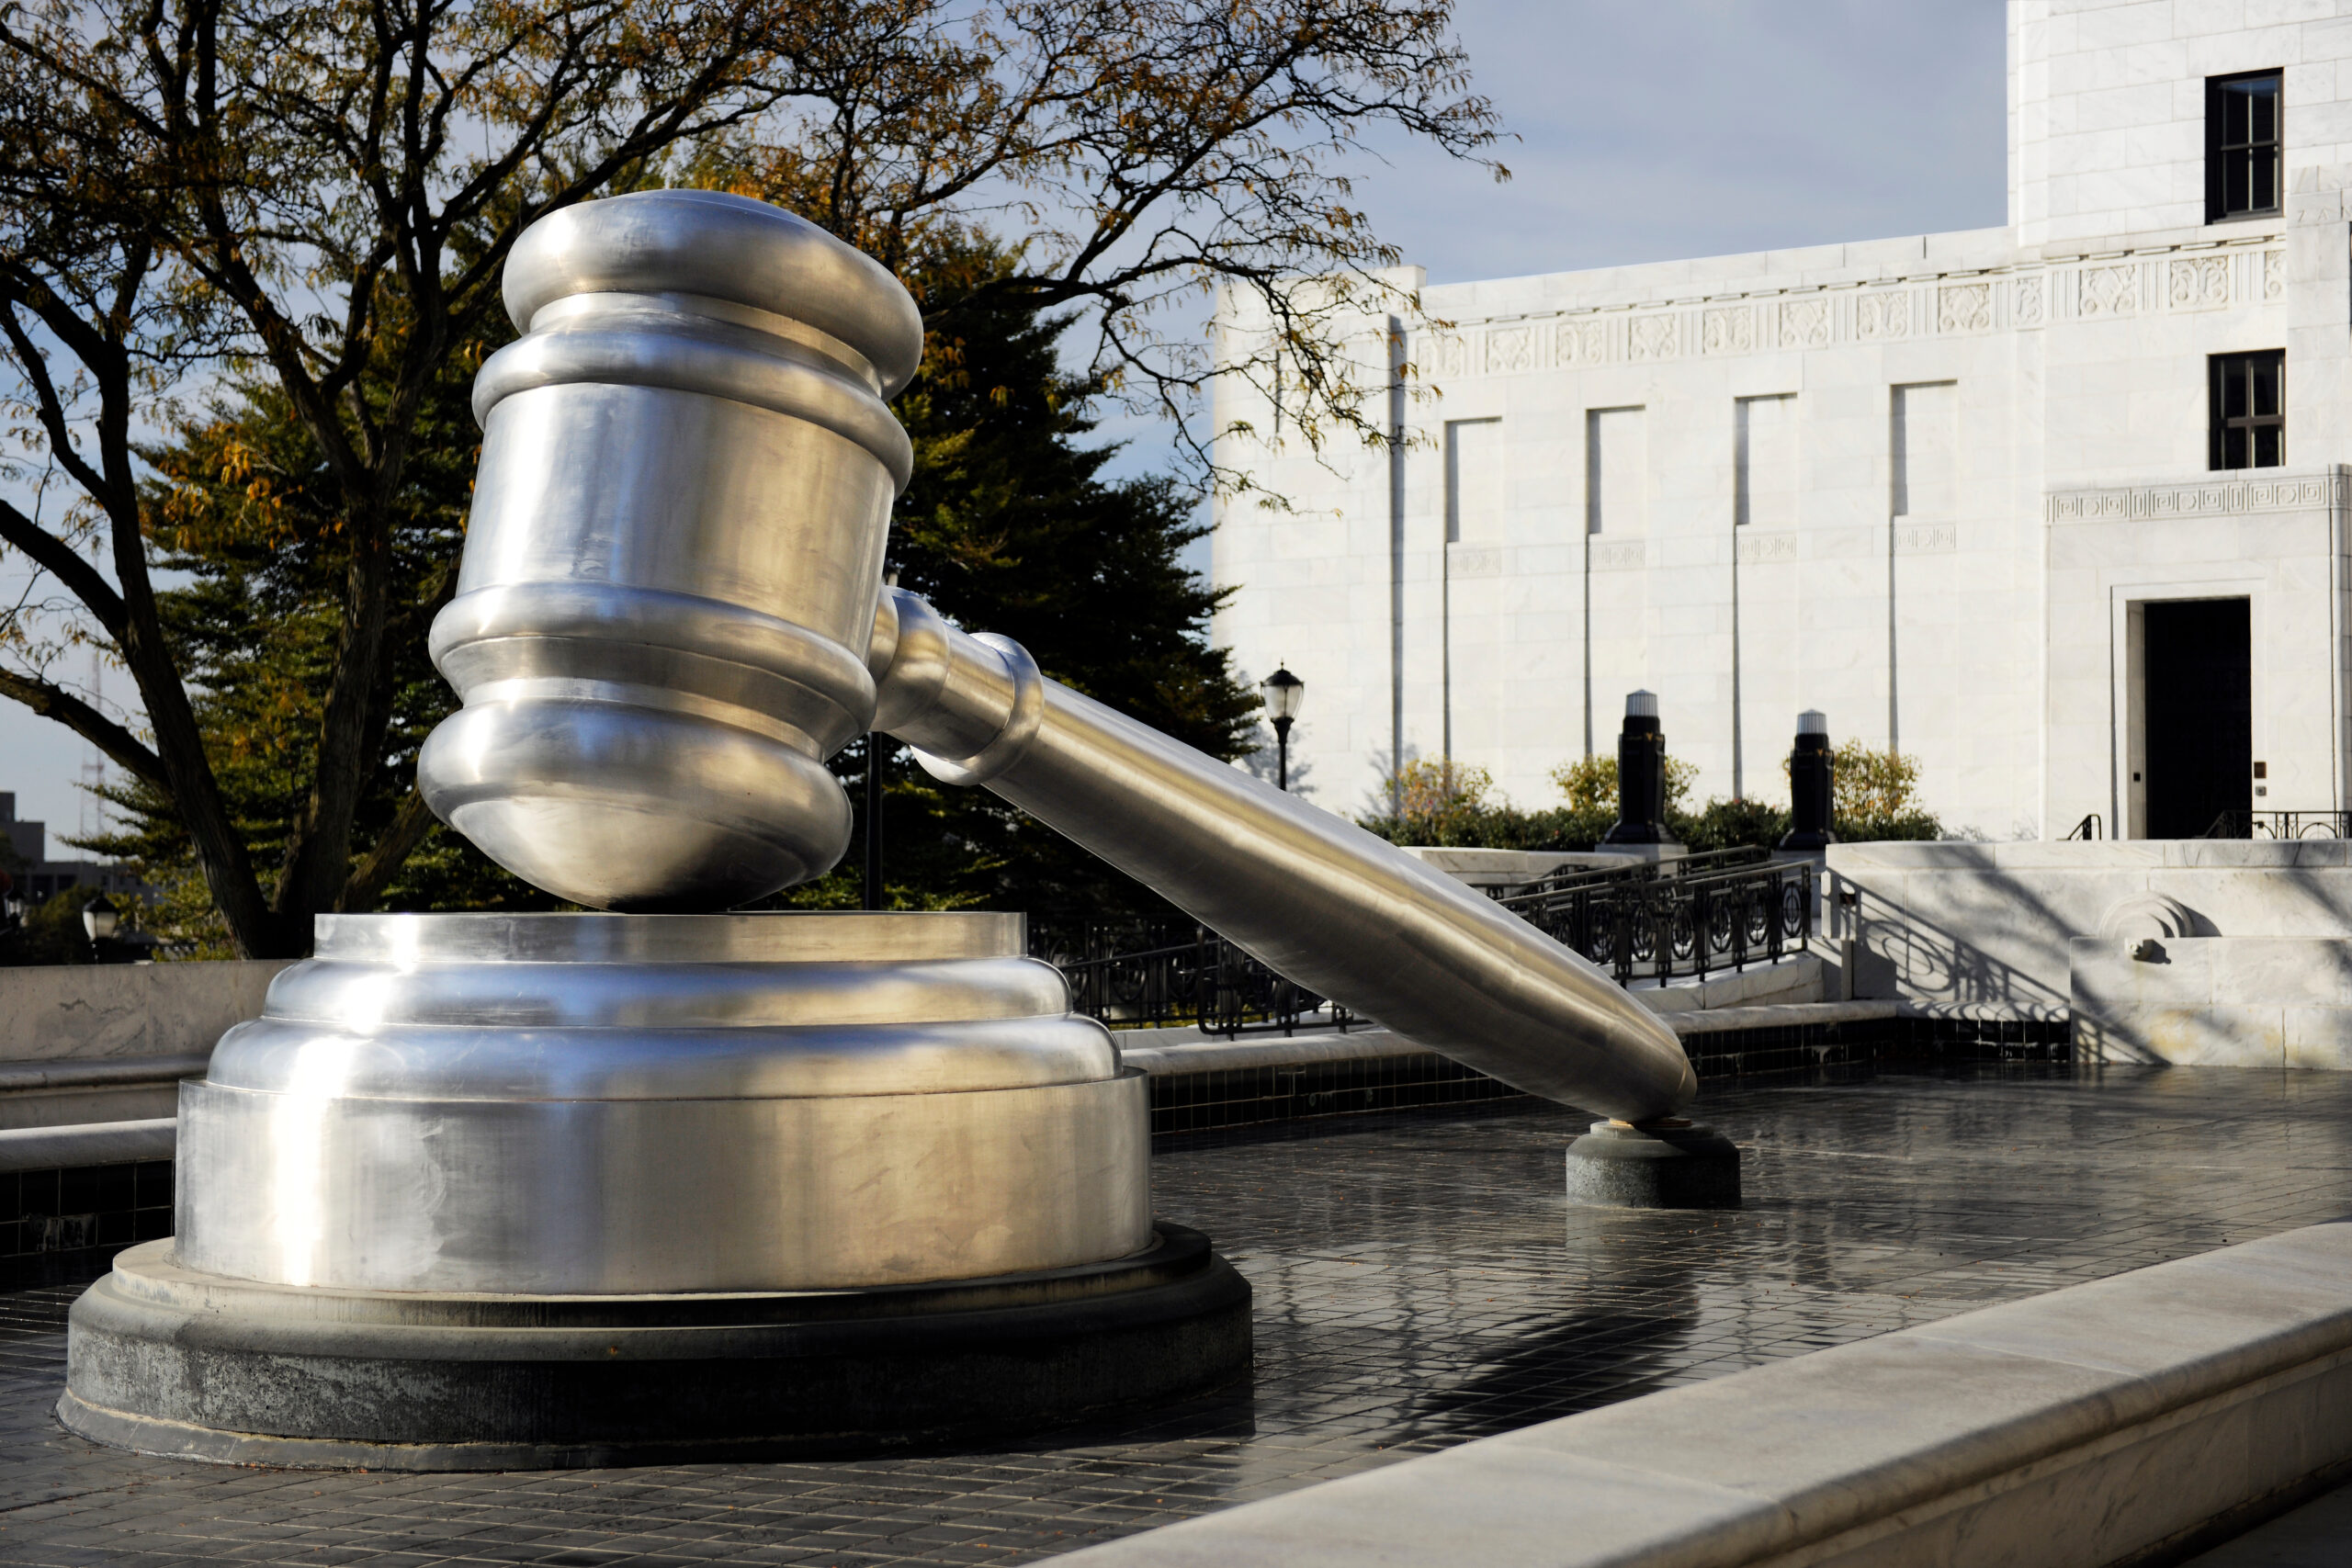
[82,893,120,964]
[1261,667,1305,791]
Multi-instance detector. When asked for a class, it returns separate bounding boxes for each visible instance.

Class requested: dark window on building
[2208,71,2282,221]
[2210,350,2285,469]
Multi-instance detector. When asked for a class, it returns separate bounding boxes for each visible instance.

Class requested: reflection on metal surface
[873,591,1695,1121]
[411,186,1692,1122]
[416,192,924,913]
[181,1073,1150,1293]
[177,913,1150,1293]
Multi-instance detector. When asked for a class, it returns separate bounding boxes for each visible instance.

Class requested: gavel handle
[865,590,1695,1122]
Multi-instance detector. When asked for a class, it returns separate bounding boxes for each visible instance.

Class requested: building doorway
[2143,597,2251,839]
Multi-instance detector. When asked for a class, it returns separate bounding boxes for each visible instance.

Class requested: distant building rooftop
[0,792,142,909]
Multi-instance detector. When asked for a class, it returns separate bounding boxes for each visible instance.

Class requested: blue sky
[1356,0,2006,286]
[0,0,2007,852]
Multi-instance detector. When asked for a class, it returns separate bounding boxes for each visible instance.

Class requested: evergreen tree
[773,238,1261,919]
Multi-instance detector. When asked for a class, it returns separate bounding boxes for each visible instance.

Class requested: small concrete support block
[1563,1119,1741,1209]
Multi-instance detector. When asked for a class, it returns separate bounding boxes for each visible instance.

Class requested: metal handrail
[2065,813,2103,840]
[1663,845,1773,877]
[1495,857,1813,987]
[1483,858,1652,902]
[1035,921,1354,1038]
[1045,854,1815,1035]
[2202,808,2352,840]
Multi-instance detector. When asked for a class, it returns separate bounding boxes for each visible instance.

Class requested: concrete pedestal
[1564,1119,1741,1209]
[62,1228,1249,1469]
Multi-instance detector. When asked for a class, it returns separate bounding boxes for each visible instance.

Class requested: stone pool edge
[1054,1217,2352,1568]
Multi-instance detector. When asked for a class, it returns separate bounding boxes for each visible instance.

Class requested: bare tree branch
[0,0,1498,947]
[0,666,165,786]
[0,497,125,637]
[335,785,438,912]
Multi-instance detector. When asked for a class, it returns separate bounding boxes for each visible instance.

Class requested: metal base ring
[61,1228,1251,1471]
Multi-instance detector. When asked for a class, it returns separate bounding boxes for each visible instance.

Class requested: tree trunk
[273,508,396,937]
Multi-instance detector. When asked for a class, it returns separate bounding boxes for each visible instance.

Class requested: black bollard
[1780,709,1837,852]
[1601,691,1672,846]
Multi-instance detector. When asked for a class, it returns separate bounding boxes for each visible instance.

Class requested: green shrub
[1675,796,1789,854]
[1361,744,1943,852]
[1550,752,1698,815]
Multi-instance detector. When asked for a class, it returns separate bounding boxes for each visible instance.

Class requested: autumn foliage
[0,0,1498,954]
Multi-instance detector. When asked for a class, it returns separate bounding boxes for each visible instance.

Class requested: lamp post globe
[82,894,119,947]
[1261,667,1305,791]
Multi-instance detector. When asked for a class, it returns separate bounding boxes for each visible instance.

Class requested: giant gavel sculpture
[59,192,1700,1469]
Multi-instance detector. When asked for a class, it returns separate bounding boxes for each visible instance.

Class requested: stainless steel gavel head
[417,190,1693,1118]
[418,190,923,911]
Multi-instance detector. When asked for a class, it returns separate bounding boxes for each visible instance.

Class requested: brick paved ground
[1,1062,2348,1567]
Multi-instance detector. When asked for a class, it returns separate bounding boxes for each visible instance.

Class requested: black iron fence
[1029,919,1353,1038]
[2202,809,2352,840]
[1035,851,1815,1034]
[1491,854,1814,987]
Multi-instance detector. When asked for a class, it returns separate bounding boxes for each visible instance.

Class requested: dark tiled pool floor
[3,1063,2350,1566]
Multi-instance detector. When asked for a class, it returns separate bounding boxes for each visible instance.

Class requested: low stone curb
[0,1118,176,1174]
[1053,1219,2352,1568]
[1667,1001,1898,1037]
[0,1054,209,1094]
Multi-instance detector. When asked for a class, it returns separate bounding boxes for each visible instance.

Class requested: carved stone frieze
[1937,284,1991,333]
[1485,325,1535,375]
[2046,470,2348,523]
[1779,296,1830,349]
[1408,238,2271,381]
[1856,290,1910,340]
[2079,264,2139,317]
[2167,255,2230,310]
[1629,315,1679,361]
[2015,273,2044,326]
[1893,521,1957,555]
[1702,307,1753,355]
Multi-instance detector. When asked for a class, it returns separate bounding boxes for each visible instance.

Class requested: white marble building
[1211,0,2352,841]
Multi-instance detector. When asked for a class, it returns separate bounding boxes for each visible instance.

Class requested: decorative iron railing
[2201,809,2352,840]
[1491,854,1813,987]
[1661,845,1775,878]
[1036,851,1815,1033]
[1030,919,1353,1038]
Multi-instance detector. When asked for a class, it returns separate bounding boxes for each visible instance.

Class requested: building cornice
[1417,233,2283,381]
